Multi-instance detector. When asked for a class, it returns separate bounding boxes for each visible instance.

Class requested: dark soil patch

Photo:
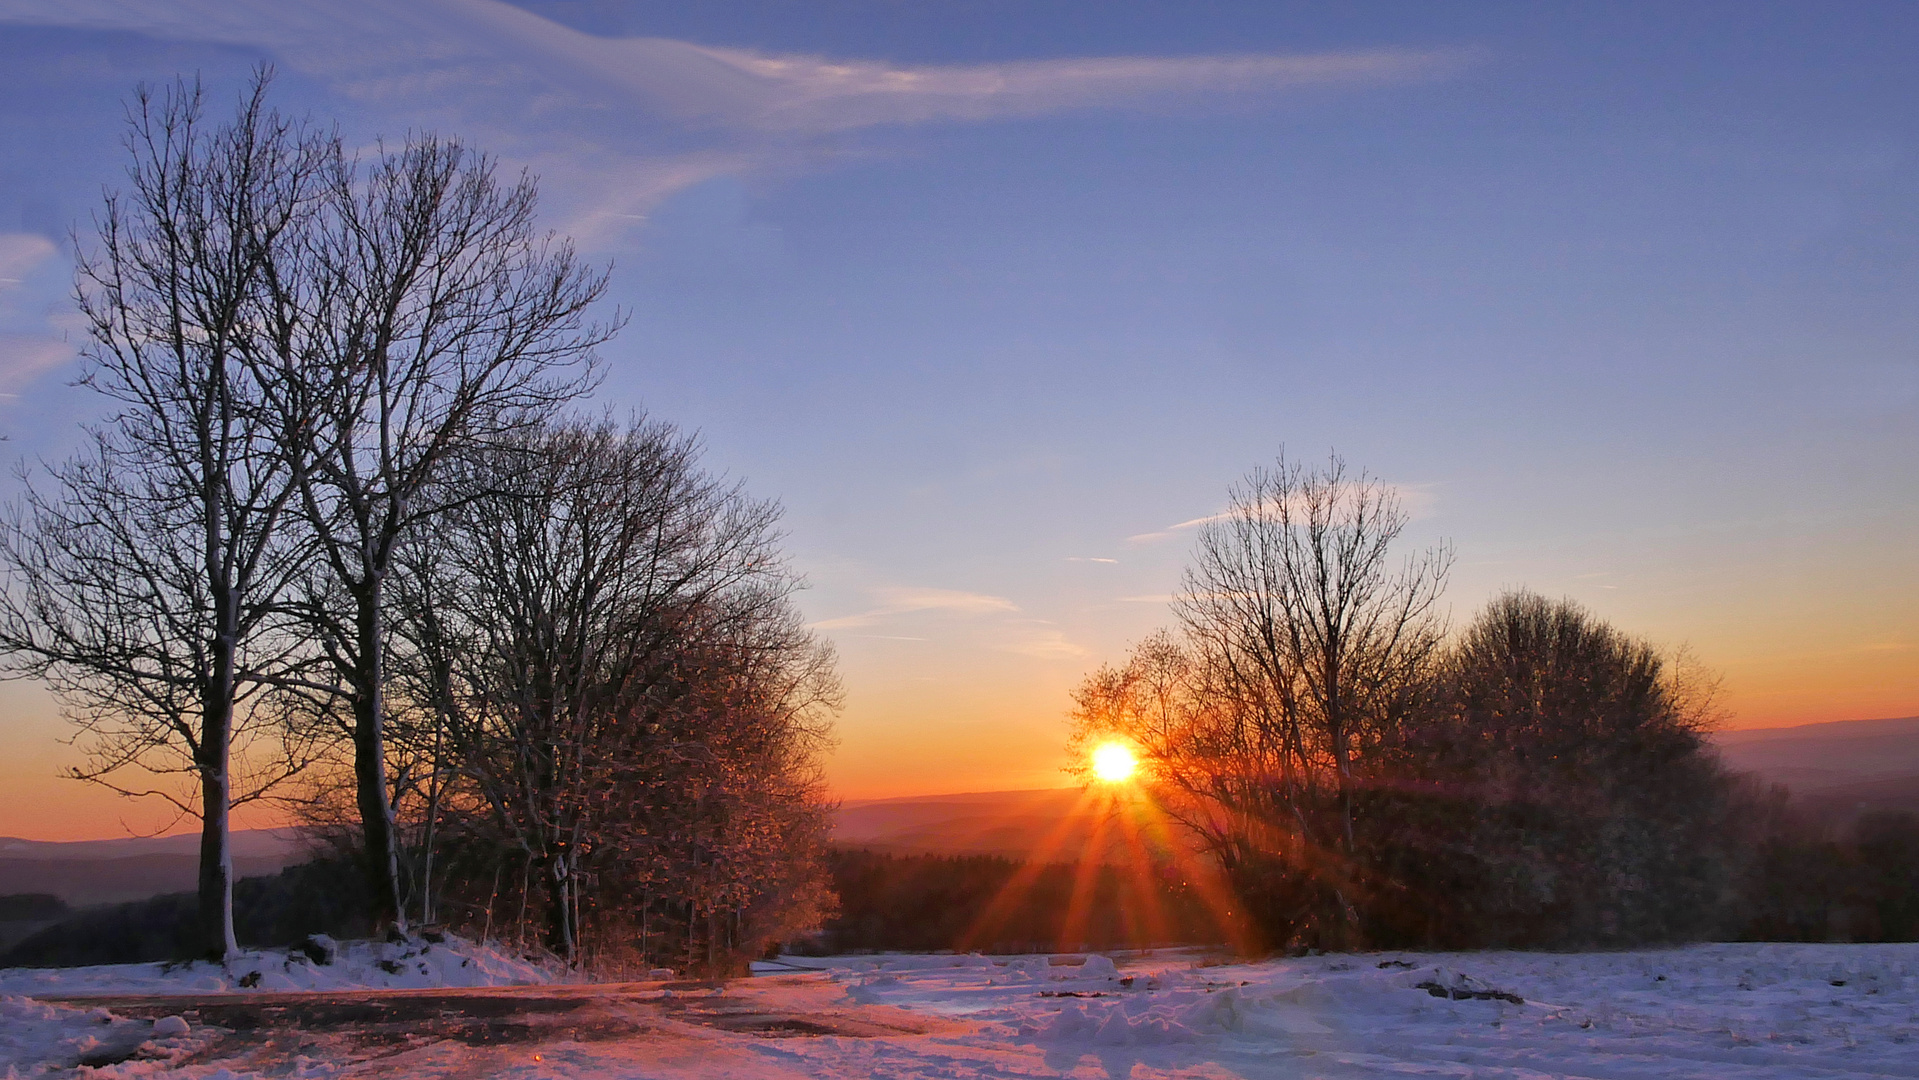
[1415,980,1525,1004]
[77,988,657,1049]
[49,977,944,1054]
[1036,990,1112,998]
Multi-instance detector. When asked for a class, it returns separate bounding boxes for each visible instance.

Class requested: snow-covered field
[0,934,553,999]
[3,941,1917,1077]
[1,935,556,1076]
[781,943,1919,1078]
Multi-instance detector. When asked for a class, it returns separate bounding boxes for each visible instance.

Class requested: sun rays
[954,777,1255,954]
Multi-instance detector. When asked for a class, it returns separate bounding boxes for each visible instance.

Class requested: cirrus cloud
[0,234,72,396]
[0,233,55,288]
[1127,481,1441,544]
[0,0,1478,247]
[810,586,1018,630]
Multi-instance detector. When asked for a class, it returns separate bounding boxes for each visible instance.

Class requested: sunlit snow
[4,941,1917,1076]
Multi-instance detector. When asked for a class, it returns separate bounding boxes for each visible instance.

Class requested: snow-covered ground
[1,934,555,1076]
[3,941,1917,1077]
[772,943,1919,1078]
[3,996,218,1076]
[0,933,552,998]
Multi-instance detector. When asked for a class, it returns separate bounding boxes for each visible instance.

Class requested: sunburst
[1091,741,1137,782]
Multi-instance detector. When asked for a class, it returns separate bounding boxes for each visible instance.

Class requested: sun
[1091,741,1138,783]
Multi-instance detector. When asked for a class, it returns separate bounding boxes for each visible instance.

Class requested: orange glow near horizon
[812,589,1919,806]
[955,781,1258,954]
[2,639,1913,841]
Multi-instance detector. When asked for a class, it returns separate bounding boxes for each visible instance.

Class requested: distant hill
[1713,715,1919,817]
[829,716,1919,862]
[0,828,310,908]
[8,716,1914,908]
[833,787,1175,864]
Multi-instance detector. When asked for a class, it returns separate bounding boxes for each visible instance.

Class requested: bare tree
[0,73,322,960]
[390,416,838,964]
[1176,453,1450,857]
[1073,452,1451,946]
[1071,460,1756,951]
[256,136,614,931]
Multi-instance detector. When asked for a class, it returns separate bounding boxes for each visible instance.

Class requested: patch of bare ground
[42,974,959,1074]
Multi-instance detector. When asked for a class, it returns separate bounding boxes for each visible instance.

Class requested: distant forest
[806,849,1228,954]
[7,808,1917,969]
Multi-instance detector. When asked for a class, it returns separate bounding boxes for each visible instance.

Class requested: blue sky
[0,1,1914,830]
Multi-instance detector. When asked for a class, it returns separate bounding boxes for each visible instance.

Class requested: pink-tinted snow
[4,941,1918,1077]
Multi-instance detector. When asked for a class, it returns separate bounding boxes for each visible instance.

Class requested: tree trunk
[543,847,576,962]
[195,679,238,962]
[1324,639,1355,857]
[420,727,444,927]
[353,576,407,934]
[195,556,241,962]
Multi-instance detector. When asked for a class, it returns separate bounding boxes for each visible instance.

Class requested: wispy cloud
[0,0,1478,248]
[0,338,76,396]
[660,44,1472,133]
[0,234,72,395]
[810,584,1088,660]
[1128,482,1441,544]
[1000,624,1089,660]
[0,234,55,288]
[1066,556,1119,564]
[810,586,1017,630]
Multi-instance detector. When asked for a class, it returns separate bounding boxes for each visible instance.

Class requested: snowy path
[3,942,1917,1076]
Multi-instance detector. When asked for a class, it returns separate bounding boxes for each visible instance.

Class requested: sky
[0,0,1914,840]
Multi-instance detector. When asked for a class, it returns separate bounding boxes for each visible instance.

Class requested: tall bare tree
[259,138,613,931]
[1073,452,1450,946]
[1070,459,1758,951]
[0,73,322,960]
[1175,453,1451,858]
[391,416,838,963]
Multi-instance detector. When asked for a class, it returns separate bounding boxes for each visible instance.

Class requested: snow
[1,995,213,1076]
[3,941,1918,1077]
[757,943,1919,1078]
[0,933,552,998]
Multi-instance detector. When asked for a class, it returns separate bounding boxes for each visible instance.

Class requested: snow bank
[0,933,553,998]
[0,995,214,1075]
